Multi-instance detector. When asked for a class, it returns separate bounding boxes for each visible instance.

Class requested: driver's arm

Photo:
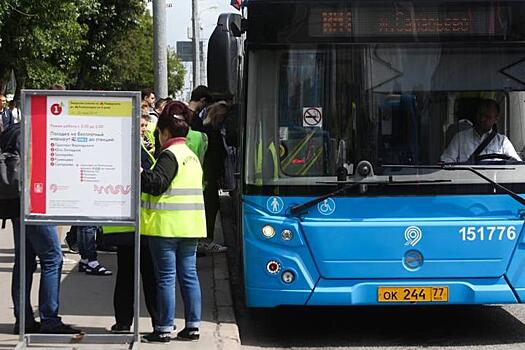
[440,134,460,163]
[502,136,522,161]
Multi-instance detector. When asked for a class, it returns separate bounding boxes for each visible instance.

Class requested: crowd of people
[0,85,236,343]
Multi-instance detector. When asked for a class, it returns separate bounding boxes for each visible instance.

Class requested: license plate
[377,286,449,303]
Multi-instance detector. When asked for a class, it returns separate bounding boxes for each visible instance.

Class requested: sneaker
[205,241,228,253]
[176,327,200,341]
[110,323,131,333]
[142,331,171,343]
[40,322,82,334]
[13,321,40,335]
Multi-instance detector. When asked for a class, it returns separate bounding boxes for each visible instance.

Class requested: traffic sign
[302,107,323,127]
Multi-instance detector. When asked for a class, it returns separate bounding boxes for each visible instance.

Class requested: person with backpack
[0,123,82,334]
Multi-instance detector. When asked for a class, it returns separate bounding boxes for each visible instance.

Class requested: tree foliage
[110,12,185,95]
[74,0,145,89]
[0,0,186,98]
[0,0,86,97]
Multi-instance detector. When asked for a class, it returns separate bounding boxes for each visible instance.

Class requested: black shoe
[13,321,40,334]
[142,331,171,343]
[176,327,200,341]
[110,323,131,333]
[78,261,88,272]
[40,322,82,334]
[85,263,112,276]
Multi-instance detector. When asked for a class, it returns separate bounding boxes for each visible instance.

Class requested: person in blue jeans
[11,218,81,334]
[141,101,206,343]
[77,226,112,275]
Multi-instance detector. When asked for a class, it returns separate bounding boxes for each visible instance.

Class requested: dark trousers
[114,244,158,327]
[204,182,219,241]
[77,226,98,261]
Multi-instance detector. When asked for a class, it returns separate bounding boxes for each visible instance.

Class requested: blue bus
[208,0,525,307]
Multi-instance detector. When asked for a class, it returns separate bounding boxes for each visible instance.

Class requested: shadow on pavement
[58,251,216,323]
[238,305,525,348]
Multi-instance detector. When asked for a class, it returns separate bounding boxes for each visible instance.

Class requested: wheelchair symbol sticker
[318,198,336,215]
[267,196,284,214]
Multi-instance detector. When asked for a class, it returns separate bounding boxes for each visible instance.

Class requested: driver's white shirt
[440,127,521,163]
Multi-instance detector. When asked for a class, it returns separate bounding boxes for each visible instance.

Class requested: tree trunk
[13,67,27,104]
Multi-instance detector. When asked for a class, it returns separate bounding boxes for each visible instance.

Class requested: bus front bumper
[245,277,518,307]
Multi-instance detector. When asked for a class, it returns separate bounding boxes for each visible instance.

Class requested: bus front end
[241,0,525,307]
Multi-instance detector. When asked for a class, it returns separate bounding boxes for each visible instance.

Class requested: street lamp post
[192,0,201,88]
[191,3,218,88]
[153,0,168,98]
[198,6,218,86]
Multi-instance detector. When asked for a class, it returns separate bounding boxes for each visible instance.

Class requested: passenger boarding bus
[207,0,525,307]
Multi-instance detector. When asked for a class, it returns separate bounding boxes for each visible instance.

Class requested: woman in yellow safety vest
[141,101,206,344]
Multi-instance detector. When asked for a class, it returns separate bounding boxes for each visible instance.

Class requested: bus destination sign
[319,10,353,35]
[309,5,500,38]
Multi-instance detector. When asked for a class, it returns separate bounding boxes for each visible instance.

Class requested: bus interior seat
[444,97,482,145]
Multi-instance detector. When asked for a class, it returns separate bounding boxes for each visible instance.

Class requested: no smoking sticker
[302,107,323,128]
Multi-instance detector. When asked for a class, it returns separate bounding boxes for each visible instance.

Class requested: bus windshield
[245,44,525,188]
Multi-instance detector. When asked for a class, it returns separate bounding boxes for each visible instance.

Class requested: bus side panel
[505,224,525,302]
[242,200,320,307]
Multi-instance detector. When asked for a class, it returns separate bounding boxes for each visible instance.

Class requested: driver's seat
[444,97,485,145]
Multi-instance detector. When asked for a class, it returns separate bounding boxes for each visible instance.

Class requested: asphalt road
[220,196,525,350]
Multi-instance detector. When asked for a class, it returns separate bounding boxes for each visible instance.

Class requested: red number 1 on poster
[50,103,62,116]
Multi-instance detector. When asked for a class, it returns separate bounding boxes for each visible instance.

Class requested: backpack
[0,124,21,223]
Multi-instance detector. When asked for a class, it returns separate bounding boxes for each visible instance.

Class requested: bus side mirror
[207,13,244,100]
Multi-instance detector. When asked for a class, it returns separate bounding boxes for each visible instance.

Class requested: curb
[212,253,241,350]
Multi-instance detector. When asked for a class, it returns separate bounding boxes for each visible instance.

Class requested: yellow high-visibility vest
[255,141,278,186]
[141,143,206,238]
[102,142,155,236]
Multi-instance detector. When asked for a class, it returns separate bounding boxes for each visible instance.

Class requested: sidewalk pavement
[0,216,240,349]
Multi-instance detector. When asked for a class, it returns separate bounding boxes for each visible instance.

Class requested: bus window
[278,51,328,177]
[245,44,525,186]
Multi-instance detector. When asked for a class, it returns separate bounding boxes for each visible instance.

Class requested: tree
[109,12,185,96]
[0,0,86,97]
[0,0,186,97]
[74,0,145,89]
[167,48,185,96]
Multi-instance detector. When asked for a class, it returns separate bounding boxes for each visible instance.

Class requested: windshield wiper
[382,164,525,207]
[289,178,451,216]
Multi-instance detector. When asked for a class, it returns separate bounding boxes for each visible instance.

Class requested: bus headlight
[262,225,275,238]
[282,270,295,283]
[281,229,293,240]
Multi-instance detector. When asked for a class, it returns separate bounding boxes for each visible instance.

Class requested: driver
[440,99,521,163]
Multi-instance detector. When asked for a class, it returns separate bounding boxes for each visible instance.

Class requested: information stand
[16,90,142,349]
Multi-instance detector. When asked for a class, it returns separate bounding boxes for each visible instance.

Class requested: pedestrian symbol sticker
[267,196,284,214]
[303,107,323,128]
[318,198,336,215]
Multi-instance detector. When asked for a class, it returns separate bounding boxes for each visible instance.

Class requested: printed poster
[29,95,134,218]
